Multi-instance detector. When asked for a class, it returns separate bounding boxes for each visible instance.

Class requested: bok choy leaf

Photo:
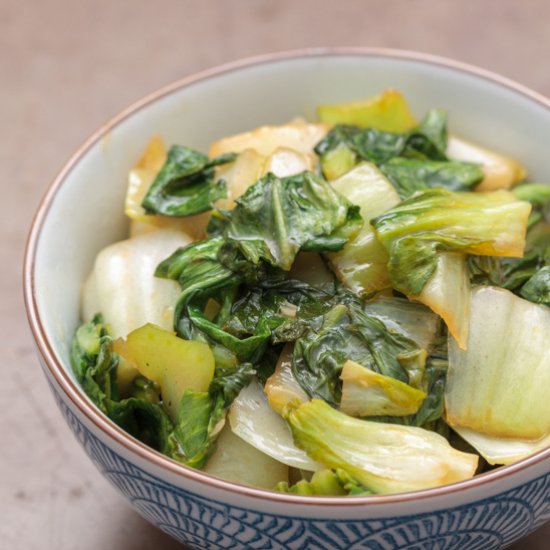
[512,182,550,206]
[446,135,526,191]
[380,158,483,199]
[83,230,190,339]
[363,295,440,352]
[286,399,478,494]
[275,468,372,496]
[224,171,362,270]
[468,217,550,308]
[71,316,176,454]
[372,189,531,298]
[155,170,361,363]
[116,323,215,420]
[222,278,337,345]
[141,145,236,217]
[291,297,428,407]
[169,362,256,468]
[169,390,215,467]
[316,106,484,200]
[71,314,119,407]
[452,427,550,466]
[520,265,550,305]
[315,110,449,168]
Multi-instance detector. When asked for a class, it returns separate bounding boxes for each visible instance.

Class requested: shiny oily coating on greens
[74,89,550,497]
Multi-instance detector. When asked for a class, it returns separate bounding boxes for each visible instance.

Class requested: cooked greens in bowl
[71,89,550,496]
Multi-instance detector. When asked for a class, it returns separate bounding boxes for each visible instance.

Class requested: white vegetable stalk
[213,148,265,209]
[416,252,470,349]
[209,122,328,158]
[447,136,526,191]
[215,145,316,211]
[452,427,550,466]
[263,147,314,178]
[229,379,322,471]
[446,286,550,458]
[327,163,401,296]
[264,344,309,416]
[82,230,190,338]
[204,425,289,488]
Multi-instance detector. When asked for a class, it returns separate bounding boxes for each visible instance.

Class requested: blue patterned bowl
[24,49,550,550]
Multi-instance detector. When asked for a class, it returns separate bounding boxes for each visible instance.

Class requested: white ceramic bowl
[24,49,550,550]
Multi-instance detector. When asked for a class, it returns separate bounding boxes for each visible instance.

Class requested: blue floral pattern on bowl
[52,387,550,550]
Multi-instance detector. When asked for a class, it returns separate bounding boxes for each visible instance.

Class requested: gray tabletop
[2,1,549,548]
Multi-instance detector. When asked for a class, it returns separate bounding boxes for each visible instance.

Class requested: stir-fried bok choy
[72,88,550,497]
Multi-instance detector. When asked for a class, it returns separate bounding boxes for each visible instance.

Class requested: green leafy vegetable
[155,236,244,335]
[71,316,254,467]
[468,218,550,306]
[468,253,536,291]
[223,278,337,344]
[369,332,449,430]
[316,110,486,199]
[141,145,236,217]
[292,295,427,406]
[77,98,550,494]
[108,397,175,453]
[380,158,483,199]
[130,376,161,404]
[70,314,119,409]
[320,145,357,181]
[318,125,409,165]
[186,303,271,362]
[154,170,362,378]
[512,183,550,206]
[156,237,242,305]
[224,171,362,270]
[169,362,256,468]
[413,109,448,157]
[372,189,531,296]
[519,265,550,306]
[275,468,372,496]
[363,295,440,352]
[70,315,175,453]
[169,391,214,467]
[315,109,449,170]
[409,353,448,428]
[286,399,478,494]
[117,322,215,420]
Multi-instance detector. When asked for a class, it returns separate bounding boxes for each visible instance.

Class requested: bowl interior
[29,50,550,484]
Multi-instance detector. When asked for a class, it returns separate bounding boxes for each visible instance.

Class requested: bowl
[24,48,550,550]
